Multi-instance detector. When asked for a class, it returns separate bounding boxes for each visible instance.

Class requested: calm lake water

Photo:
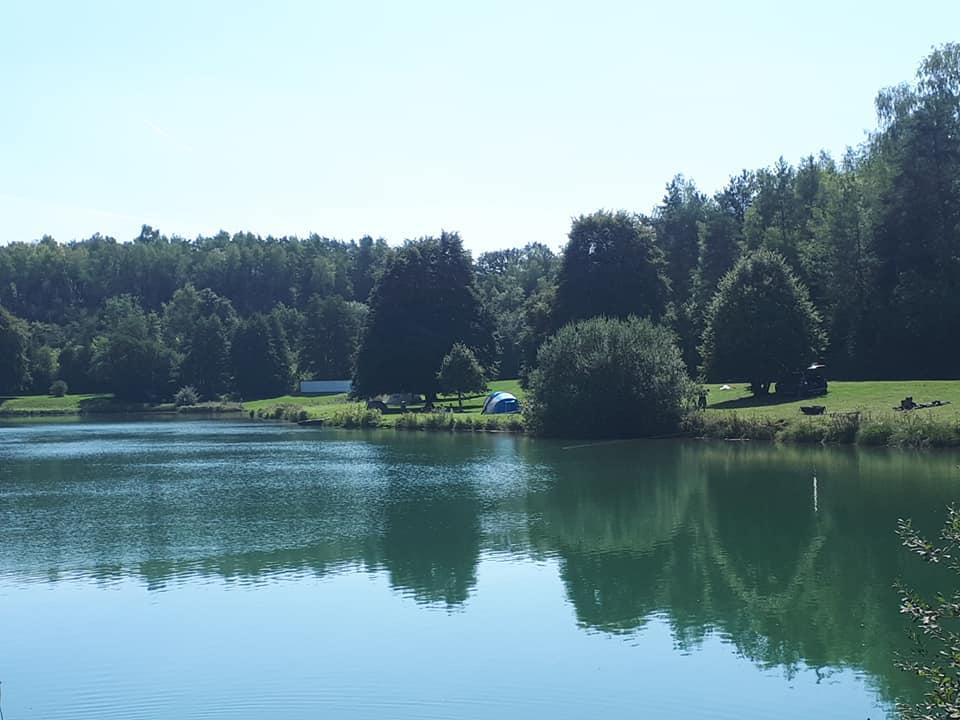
[1,420,958,719]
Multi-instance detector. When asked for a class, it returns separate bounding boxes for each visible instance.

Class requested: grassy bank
[0,393,105,415]
[0,393,243,417]
[694,380,960,448]
[244,379,526,431]
[6,379,959,448]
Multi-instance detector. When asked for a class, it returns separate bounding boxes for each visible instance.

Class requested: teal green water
[1,421,958,719]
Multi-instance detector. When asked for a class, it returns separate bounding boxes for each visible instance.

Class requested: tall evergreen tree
[181,315,232,399]
[353,232,495,400]
[654,175,707,307]
[870,43,960,377]
[231,314,293,399]
[300,295,367,379]
[0,306,30,394]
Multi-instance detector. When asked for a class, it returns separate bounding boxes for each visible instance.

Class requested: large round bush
[526,316,694,438]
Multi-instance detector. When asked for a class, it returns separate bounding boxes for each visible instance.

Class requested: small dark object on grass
[800,405,826,415]
[894,397,951,412]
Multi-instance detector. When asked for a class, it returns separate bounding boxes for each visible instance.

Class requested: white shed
[299,380,352,395]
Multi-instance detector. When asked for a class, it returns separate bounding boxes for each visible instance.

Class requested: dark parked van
[775,363,828,397]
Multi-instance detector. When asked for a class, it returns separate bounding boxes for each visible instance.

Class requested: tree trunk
[457,392,463,410]
[751,381,771,396]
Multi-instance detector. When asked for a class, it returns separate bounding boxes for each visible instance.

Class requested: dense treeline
[0,44,957,401]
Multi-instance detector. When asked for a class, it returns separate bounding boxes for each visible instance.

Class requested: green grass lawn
[0,383,526,421]
[0,393,244,416]
[242,379,527,426]
[432,379,524,413]
[0,393,111,415]
[704,380,960,419]
[241,393,349,413]
[6,381,957,433]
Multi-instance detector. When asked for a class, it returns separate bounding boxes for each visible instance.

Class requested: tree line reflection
[3,430,958,705]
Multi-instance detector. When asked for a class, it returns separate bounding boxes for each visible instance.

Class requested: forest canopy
[1,44,958,401]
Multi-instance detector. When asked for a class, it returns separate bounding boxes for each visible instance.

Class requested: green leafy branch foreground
[897,508,960,719]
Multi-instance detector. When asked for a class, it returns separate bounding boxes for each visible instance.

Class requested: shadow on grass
[709,393,808,411]
[78,395,157,413]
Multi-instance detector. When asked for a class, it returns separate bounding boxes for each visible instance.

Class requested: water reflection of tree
[0,431,487,606]
[380,475,481,606]
[527,442,957,707]
[7,429,960,707]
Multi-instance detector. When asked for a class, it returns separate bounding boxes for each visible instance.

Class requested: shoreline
[4,403,959,450]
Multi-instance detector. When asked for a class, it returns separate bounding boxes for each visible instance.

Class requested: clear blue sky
[1,1,957,253]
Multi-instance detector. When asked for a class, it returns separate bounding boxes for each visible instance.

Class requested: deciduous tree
[437,343,486,409]
[353,233,495,400]
[553,211,669,329]
[700,250,824,395]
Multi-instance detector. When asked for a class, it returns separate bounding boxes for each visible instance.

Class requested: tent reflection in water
[481,391,520,415]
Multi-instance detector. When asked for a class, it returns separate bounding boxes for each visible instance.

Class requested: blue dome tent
[481,391,520,415]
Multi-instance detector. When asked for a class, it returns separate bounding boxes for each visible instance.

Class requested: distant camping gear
[894,397,951,412]
[481,391,520,415]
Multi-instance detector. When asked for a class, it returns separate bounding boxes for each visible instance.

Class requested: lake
[1,420,957,719]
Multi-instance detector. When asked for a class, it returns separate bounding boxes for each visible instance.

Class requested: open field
[694,380,960,447]
[0,394,111,415]
[703,380,960,419]
[0,394,242,417]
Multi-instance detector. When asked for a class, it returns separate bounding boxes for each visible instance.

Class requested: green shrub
[452,416,477,432]
[823,412,862,443]
[253,403,303,421]
[683,408,959,448]
[889,413,960,448]
[331,403,382,428]
[777,419,825,444]
[174,386,199,407]
[394,413,422,430]
[527,316,694,438]
[49,379,68,397]
[424,412,455,431]
[855,416,894,445]
[682,412,783,441]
